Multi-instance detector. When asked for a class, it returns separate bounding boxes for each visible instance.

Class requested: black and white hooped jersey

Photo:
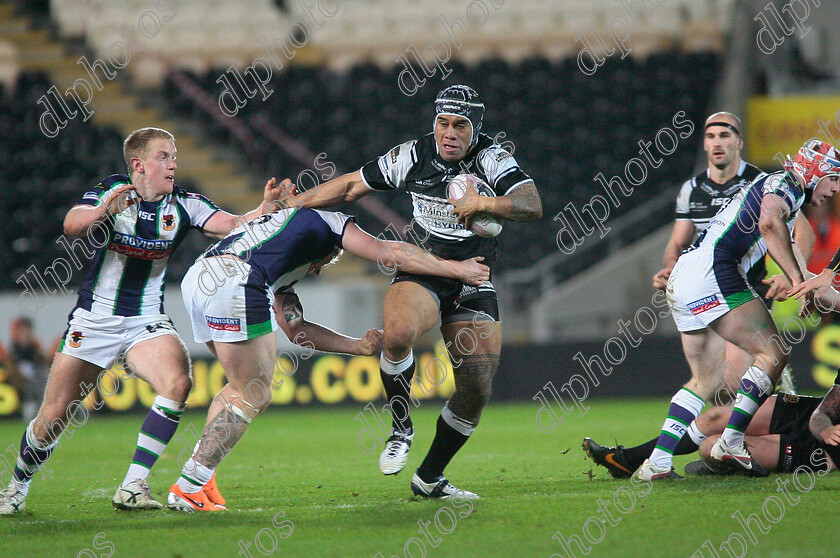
[360,132,532,260]
[203,207,353,293]
[675,161,765,233]
[75,175,219,316]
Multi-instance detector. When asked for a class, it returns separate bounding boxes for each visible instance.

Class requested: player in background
[0,127,285,514]
[635,139,840,481]
[586,276,840,477]
[281,85,542,499]
[653,112,813,398]
[1,318,49,424]
[167,207,490,511]
[586,115,816,477]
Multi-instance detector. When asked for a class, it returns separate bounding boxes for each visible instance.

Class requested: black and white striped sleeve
[360,140,418,191]
[674,179,693,221]
[476,145,532,196]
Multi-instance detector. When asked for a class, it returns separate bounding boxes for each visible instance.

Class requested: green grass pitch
[0,399,836,557]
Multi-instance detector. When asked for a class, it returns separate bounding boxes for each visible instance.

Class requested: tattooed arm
[492,181,543,221]
[273,291,384,356]
[810,384,840,445]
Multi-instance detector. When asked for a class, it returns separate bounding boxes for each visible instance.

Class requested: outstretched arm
[273,292,383,356]
[283,170,372,209]
[340,222,490,285]
[202,177,289,239]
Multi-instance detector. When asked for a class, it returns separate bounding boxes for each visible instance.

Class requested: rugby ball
[447,174,503,238]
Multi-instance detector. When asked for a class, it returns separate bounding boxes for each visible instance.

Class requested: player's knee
[698,406,726,429]
[712,386,735,407]
[705,406,725,423]
[158,374,192,402]
[384,324,417,357]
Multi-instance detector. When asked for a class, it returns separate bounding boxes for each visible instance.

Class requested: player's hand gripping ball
[447,174,503,238]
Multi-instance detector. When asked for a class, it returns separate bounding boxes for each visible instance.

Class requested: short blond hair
[123,127,175,170]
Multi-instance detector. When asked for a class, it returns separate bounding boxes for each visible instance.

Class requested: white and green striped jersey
[75,174,219,316]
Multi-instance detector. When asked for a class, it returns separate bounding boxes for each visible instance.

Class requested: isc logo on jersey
[687,295,721,315]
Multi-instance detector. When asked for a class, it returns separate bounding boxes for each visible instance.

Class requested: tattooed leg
[416,353,500,481]
[193,386,259,469]
[447,354,501,425]
[175,333,277,495]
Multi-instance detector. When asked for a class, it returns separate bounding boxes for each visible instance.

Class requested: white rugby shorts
[181,256,278,344]
[58,307,181,368]
[667,248,757,332]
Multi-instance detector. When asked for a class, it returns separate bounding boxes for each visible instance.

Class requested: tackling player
[281,85,542,499]
[0,127,285,514]
[635,139,840,481]
[166,206,490,511]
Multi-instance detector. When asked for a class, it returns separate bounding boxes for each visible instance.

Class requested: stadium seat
[148,43,717,277]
